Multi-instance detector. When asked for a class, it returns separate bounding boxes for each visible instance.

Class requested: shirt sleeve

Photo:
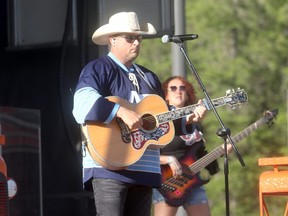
[72,60,118,124]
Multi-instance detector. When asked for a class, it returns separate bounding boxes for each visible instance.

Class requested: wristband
[167,156,174,164]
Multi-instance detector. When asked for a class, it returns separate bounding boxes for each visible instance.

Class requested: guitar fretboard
[156,96,240,124]
[188,115,270,174]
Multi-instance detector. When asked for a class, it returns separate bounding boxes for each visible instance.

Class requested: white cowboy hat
[92,12,157,45]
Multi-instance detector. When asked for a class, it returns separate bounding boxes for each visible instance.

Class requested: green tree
[137,1,288,215]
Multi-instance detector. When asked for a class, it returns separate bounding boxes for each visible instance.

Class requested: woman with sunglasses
[152,76,219,216]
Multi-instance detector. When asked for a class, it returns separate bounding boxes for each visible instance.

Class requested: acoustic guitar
[83,88,247,170]
[158,109,278,206]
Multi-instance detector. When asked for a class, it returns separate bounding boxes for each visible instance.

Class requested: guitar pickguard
[130,123,170,149]
[116,117,131,143]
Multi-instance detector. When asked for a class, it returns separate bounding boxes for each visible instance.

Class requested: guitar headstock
[224,88,248,109]
[263,109,278,126]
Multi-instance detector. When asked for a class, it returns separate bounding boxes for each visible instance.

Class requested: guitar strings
[163,111,270,189]
[186,118,263,174]
[188,147,224,174]
[163,148,225,188]
[140,91,247,132]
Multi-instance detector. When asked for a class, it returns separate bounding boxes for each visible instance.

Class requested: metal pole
[173,6,187,216]
[170,2,188,215]
[172,0,186,78]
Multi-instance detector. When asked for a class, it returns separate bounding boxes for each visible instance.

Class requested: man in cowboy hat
[72,11,207,216]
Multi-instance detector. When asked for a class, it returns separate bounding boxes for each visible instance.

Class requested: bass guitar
[83,88,247,170]
[158,109,278,206]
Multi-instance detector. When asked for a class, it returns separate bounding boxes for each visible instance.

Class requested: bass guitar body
[158,143,209,207]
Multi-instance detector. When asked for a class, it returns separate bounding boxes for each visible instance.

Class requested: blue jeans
[152,186,208,207]
[92,178,152,216]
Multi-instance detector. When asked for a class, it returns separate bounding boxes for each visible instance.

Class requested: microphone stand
[175,42,245,216]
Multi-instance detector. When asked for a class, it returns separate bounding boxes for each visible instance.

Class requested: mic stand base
[217,128,231,216]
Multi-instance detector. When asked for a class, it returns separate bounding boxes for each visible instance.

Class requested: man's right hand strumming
[116,106,143,130]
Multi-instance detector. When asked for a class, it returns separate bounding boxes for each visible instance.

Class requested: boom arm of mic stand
[177,43,245,167]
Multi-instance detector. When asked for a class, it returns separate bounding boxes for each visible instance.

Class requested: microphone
[161,34,199,43]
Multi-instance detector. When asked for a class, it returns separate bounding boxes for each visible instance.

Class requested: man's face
[110,34,142,66]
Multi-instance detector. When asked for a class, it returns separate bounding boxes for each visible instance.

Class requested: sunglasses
[168,85,186,92]
[118,35,143,43]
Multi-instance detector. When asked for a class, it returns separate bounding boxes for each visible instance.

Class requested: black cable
[58,0,81,161]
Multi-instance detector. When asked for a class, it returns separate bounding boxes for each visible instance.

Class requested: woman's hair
[162,76,197,106]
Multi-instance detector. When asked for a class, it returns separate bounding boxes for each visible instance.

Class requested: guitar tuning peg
[226,89,232,94]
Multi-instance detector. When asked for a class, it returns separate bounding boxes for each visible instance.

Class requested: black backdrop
[0,0,174,215]
[0,1,93,215]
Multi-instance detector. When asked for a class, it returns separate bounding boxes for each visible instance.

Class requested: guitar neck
[230,117,267,144]
[189,116,269,174]
[156,97,230,124]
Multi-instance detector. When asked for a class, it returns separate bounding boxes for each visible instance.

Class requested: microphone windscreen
[161,35,169,43]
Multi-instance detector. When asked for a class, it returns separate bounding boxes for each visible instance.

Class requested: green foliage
[137,1,288,215]
[136,38,172,81]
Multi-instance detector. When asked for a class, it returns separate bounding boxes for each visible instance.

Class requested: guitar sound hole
[141,114,157,131]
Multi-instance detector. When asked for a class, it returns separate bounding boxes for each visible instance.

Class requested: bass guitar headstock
[263,109,278,126]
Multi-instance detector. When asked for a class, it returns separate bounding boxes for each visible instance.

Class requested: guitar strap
[80,125,88,157]
[133,64,158,94]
